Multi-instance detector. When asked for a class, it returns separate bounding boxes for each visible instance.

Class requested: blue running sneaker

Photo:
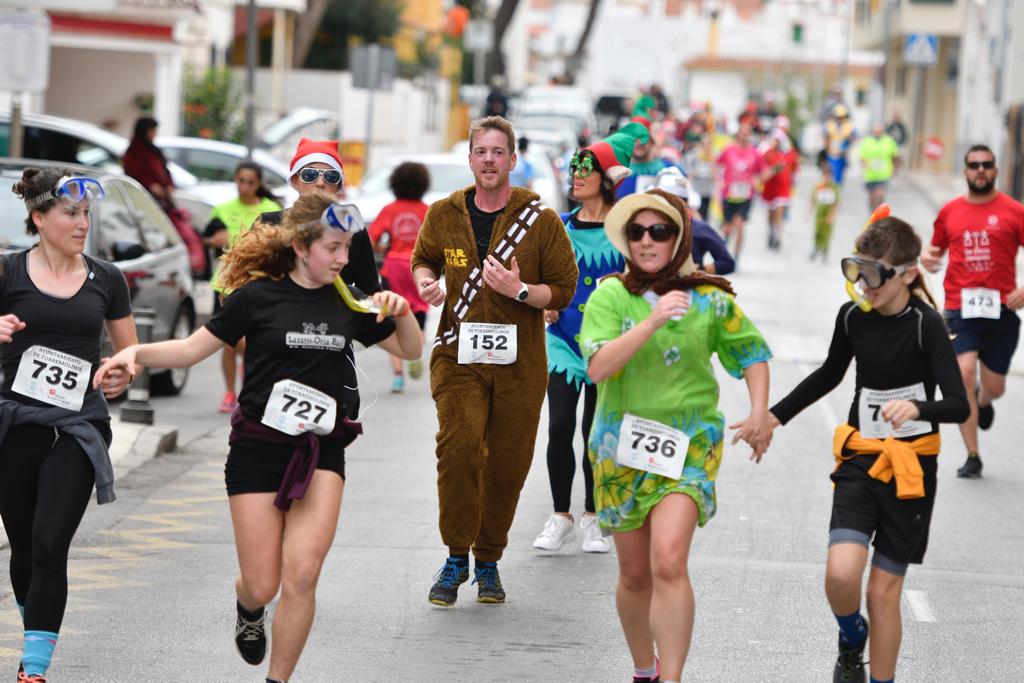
[429,557,469,607]
[473,561,505,604]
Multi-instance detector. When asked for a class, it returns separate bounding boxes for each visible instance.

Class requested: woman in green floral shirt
[581,190,772,683]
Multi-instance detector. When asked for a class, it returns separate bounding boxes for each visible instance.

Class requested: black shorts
[944,307,1020,375]
[722,200,752,223]
[225,437,346,496]
[829,453,937,566]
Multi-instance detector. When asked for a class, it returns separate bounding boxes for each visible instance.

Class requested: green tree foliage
[182,67,244,142]
[302,0,403,70]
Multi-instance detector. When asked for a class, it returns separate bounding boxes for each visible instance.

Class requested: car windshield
[359,161,473,196]
[0,178,39,250]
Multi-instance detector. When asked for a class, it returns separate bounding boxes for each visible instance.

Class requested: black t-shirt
[0,250,132,406]
[205,276,395,420]
[259,210,382,294]
[466,190,504,264]
[771,298,968,434]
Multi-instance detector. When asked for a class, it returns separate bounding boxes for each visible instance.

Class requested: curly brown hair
[389,161,430,201]
[216,194,334,292]
[12,166,73,235]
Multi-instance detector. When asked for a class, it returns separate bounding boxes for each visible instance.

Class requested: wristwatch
[516,283,530,302]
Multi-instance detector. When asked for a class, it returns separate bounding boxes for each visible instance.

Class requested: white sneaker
[532,514,575,551]
[580,515,609,553]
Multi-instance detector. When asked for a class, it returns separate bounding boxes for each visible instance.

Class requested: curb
[0,420,179,550]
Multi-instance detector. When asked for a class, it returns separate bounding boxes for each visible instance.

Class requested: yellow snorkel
[334,276,386,316]
[845,203,891,312]
[320,202,387,316]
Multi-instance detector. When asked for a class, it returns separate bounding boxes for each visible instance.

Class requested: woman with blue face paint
[95,195,422,683]
[1,167,137,682]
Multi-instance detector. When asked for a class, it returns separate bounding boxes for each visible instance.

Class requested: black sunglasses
[966,161,995,170]
[298,168,343,185]
[625,223,679,243]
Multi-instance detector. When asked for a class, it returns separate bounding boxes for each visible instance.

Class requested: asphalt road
[2,167,1022,682]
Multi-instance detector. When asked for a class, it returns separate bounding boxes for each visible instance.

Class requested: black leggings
[0,423,96,633]
[545,371,596,514]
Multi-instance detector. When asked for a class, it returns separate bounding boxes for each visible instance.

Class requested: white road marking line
[904,590,937,622]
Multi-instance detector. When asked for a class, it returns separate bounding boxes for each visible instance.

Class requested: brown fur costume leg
[431,356,549,561]
[473,368,548,561]
[431,358,492,556]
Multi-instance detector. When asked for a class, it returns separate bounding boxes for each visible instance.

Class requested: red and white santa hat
[289,138,344,179]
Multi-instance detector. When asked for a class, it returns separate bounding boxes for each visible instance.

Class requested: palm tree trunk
[564,0,603,84]
[484,0,520,84]
[292,0,330,68]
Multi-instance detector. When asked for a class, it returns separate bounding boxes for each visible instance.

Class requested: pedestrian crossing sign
[904,33,938,66]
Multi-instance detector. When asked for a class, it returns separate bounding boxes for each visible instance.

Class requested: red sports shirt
[931,193,1024,309]
[368,199,429,261]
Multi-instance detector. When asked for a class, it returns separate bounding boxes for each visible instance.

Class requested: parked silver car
[0,160,196,395]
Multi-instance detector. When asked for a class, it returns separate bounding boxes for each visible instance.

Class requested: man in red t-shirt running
[922,145,1024,478]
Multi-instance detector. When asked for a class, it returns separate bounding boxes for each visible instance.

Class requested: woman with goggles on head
[95,196,422,683]
[580,191,772,683]
[256,138,382,299]
[1,168,136,682]
[532,126,645,556]
[766,217,969,683]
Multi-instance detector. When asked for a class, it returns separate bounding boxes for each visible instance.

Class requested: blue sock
[834,610,866,647]
[449,555,468,566]
[870,678,894,683]
[16,602,25,624]
[23,630,59,676]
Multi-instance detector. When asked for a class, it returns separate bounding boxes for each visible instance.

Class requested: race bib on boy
[616,413,689,480]
[815,188,837,205]
[12,346,91,411]
[858,383,930,439]
[961,287,1000,320]
[457,323,517,365]
[727,181,751,201]
[261,379,337,436]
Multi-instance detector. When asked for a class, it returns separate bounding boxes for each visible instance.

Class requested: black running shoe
[832,620,868,683]
[473,561,505,604]
[957,453,983,479]
[977,396,994,431]
[428,558,470,607]
[234,603,267,666]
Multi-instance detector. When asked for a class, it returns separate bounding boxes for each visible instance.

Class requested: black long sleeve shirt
[771,298,969,436]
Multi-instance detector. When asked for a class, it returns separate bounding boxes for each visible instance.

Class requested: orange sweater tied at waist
[832,424,941,500]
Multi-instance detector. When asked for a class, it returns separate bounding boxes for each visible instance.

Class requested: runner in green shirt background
[203,161,283,413]
[858,123,900,212]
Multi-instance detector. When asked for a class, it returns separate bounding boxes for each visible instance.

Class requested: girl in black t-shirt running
[95,195,422,683]
[1,167,137,682]
[766,217,968,683]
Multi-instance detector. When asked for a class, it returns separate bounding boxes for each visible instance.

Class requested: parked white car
[157,136,292,187]
[347,153,475,225]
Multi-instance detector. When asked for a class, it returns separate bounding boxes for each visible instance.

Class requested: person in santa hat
[257,138,381,297]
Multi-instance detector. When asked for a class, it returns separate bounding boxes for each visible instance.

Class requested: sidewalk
[0,417,177,549]
[903,170,1024,376]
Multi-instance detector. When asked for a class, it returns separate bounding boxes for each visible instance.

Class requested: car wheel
[150,302,195,396]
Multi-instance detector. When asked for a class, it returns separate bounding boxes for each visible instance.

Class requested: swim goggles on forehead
[25,176,105,209]
[840,256,912,290]
[569,150,596,178]
[320,203,365,233]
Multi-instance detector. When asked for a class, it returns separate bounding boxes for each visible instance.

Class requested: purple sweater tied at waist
[229,409,363,511]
